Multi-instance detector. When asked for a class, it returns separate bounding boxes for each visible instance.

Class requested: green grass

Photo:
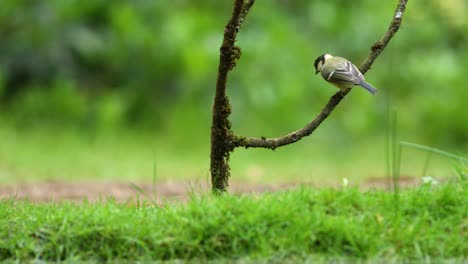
[1,180,466,262]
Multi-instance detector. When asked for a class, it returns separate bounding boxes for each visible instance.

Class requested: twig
[235,0,409,150]
[360,0,408,74]
[240,0,256,22]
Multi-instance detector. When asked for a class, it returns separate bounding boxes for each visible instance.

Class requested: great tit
[314,54,378,95]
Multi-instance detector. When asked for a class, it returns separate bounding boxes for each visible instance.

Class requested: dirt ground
[0,181,293,202]
[0,177,422,202]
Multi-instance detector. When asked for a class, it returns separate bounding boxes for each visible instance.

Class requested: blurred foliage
[0,0,466,147]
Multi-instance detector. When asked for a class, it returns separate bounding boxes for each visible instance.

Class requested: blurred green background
[0,0,466,185]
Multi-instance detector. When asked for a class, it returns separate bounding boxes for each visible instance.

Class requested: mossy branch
[234,0,409,150]
[210,0,256,192]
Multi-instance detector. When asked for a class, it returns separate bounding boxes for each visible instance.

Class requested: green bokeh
[0,0,466,182]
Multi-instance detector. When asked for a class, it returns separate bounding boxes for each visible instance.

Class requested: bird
[314,54,378,95]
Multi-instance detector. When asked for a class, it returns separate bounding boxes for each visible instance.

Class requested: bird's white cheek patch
[317,61,323,71]
[324,54,333,61]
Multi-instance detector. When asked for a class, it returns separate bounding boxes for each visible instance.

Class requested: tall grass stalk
[152,149,158,199]
[129,149,159,204]
[400,141,468,163]
[390,110,400,212]
[385,46,401,215]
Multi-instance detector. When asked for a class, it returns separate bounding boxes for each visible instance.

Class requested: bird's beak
[315,70,319,75]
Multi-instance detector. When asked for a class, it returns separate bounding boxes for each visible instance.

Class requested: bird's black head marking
[314,54,326,74]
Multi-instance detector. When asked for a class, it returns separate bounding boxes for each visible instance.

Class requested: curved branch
[360,0,408,74]
[235,0,409,150]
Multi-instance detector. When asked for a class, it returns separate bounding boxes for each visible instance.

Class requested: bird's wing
[326,61,363,85]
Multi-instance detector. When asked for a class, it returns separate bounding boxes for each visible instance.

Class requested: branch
[214,0,245,101]
[212,0,257,128]
[213,0,257,107]
[210,0,257,191]
[360,0,408,74]
[240,0,256,22]
[235,0,409,150]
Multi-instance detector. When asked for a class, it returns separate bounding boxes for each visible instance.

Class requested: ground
[0,176,421,202]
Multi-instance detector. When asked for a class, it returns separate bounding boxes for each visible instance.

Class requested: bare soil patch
[0,176,422,202]
[0,181,295,202]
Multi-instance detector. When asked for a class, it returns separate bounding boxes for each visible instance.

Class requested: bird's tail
[359,81,378,95]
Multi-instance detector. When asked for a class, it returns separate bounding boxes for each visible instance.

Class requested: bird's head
[314,54,333,74]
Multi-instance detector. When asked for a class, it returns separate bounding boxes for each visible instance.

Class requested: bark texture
[210,0,256,193]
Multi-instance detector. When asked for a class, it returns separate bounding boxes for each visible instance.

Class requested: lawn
[0,122,466,261]
[1,180,466,262]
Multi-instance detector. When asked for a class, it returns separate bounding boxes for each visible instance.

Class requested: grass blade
[400,141,467,163]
